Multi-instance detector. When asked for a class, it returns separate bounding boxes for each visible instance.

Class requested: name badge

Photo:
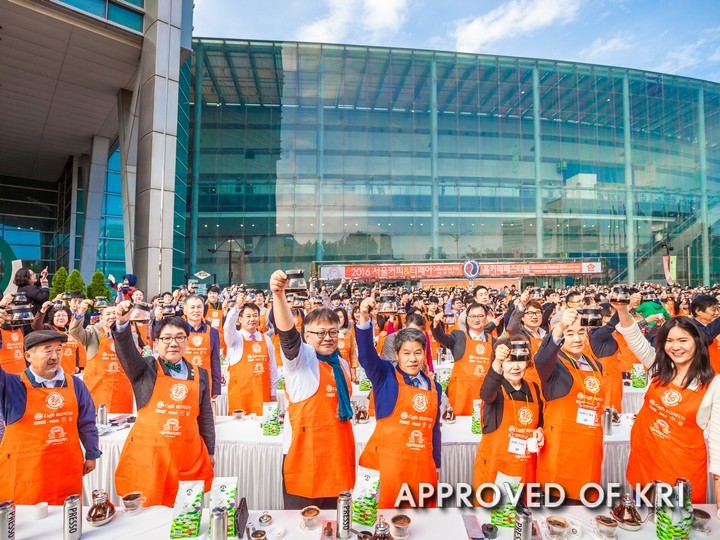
[576,407,596,426]
[508,436,527,456]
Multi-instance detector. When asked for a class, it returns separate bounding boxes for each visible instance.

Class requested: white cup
[34,502,48,520]
[568,518,584,538]
[527,437,539,453]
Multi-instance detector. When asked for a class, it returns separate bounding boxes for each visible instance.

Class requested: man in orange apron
[224,302,278,414]
[183,295,222,398]
[269,270,356,510]
[355,298,442,508]
[689,294,720,373]
[112,301,215,506]
[204,286,226,354]
[0,329,100,504]
[431,302,494,415]
[534,309,605,503]
[473,338,544,501]
[70,299,136,413]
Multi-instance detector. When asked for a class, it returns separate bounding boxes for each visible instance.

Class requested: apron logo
[34,412,44,421]
[475,344,486,355]
[170,383,189,402]
[108,361,120,372]
[650,418,671,439]
[163,418,181,432]
[46,392,65,410]
[64,347,73,356]
[192,355,202,366]
[191,335,204,347]
[517,407,534,425]
[11,332,19,342]
[251,343,263,353]
[661,389,682,407]
[412,393,428,412]
[400,411,409,420]
[473,364,486,376]
[407,430,425,446]
[253,362,265,374]
[583,376,600,394]
[14,350,22,359]
[326,384,336,393]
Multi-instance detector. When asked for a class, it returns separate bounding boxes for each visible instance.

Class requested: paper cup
[527,437,539,453]
[33,502,48,520]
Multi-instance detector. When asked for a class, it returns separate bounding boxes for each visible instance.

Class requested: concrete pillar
[79,135,109,281]
[118,88,139,274]
[622,74,635,283]
[189,42,203,274]
[698,87,710,286]
[532,64,543,257]
[68,155,80,271]
[133,0,185,296]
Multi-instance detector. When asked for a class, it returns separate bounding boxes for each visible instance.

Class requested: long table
[12,503,719,539]
[85,413,714,511]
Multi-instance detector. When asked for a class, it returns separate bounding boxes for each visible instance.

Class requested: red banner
[319,261,602,280]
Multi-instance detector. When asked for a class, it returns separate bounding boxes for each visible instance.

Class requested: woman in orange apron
[534,309,606,502]
[355,298,441,509]
[613,306,718,504]
[473,336,544,501]
[0,325,26,373]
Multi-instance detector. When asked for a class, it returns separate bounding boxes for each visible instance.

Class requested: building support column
[133,0,184,296]
[430,58,440,259]
[68,156,80,271]
[79,135,109,281]
[118,88,139,274]
[315,49,325,263]
[532,65,543,258]
[622,74,635,283]
[698,87,710,286]
[189,42,203,274]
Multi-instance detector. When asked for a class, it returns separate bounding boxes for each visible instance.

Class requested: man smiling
[355,297,442,508]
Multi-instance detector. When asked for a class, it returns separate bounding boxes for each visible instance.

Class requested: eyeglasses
[525,311,542,317]
[157,335,187,344]
[305,329,339,340]
[467,314,486,319]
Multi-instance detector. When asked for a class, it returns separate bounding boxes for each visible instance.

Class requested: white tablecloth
[621,384,647,414]
[86,414,720,512]
[13,503,719,539]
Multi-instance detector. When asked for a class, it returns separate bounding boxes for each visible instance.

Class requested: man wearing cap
[0,327,100,504]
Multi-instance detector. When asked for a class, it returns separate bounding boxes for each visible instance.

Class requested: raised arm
[355,297,391,388]
[430,312,457,349]
[112,300,154,383]
[611,302,655,368]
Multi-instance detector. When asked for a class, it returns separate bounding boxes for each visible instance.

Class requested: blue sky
[193,0,720,82]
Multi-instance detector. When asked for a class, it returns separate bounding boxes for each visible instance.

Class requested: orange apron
[115,360,214,506]
[0,327,26,373]
[616,331,640,373]
[338,330,353,362]
[359,370,438,508]
[271,332,283,367]
[375,333,387,355]
[598,334,625,413]
[60,333,86,374]
[83,333,134,413]
[259,311,268,333]
[448,335,493,416]
[228,335,271,415]
[185,325,216,396]
[473,382,541,497]
[626,379,710,503]
[522,333,543,388]
[708,336,720,374]
[206,306,226,354]
[284,361,356,498]
[0,373,84,504]
[132,321,151,349]
[536,350,605,500]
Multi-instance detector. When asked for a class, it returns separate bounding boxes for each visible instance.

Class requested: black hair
[524,300,543,313]
[691,294,719,317]
[651,316,714,389]
[599,302,615,319]
[333,307,350,330]
[566,290,582,304]
[473,285,489,296]
[238,302,261,317]
[13,268,33,287]
[302,307,340,333]
[404,311,426,330]
[543,289,556,299]
[51,306,72,328]
[464,301,487,318]
[152,317,190,340]
[207,286,220,294]
[393,327,427,354]
[160,291,172,298]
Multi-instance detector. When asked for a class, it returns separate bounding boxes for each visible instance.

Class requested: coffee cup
[567,518,583,538]
[546,516,569,539]
[121,491,146,513]
[391,514,411,537]
[527,437,539,453]
[594,516,618,538]
[300,505,320,528]
[233,409,245,420]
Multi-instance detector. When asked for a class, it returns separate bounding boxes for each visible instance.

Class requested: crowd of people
[1,265,720,515]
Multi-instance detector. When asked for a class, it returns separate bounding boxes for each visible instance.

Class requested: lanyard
[566,352,599,408]
[505,382,530,432]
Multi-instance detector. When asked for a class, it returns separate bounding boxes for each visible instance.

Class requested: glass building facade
[188,40,720,286]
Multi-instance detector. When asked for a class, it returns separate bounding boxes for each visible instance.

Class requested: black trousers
[281,455,338,510]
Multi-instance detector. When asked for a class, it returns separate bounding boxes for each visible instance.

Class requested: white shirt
[223,308,278,396]
[30,366,66,387]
